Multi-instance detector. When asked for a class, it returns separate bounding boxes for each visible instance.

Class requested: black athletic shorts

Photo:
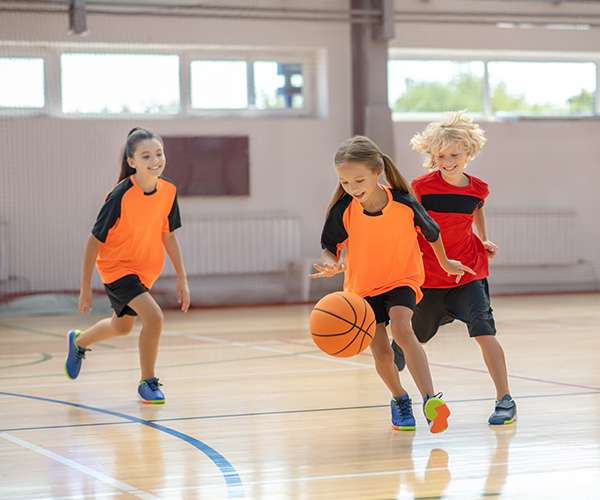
[412,278,496,343]
[364,286,417,326]
[103,274,148,317]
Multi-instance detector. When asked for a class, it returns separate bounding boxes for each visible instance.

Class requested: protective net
[1,0,599,315]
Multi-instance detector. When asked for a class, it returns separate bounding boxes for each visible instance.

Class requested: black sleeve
[320,195,352,256]
[410,195,440,242]
[392,191,440,243]
[91,186,125,243]
[167,192,182,232]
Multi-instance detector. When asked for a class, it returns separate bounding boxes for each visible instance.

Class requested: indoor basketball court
[1,1,600,499]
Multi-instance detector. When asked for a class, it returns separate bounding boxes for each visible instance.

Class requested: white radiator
[486,209,579,267]
[163,215,301,276]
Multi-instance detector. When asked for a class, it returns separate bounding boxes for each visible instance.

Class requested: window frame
[0,46,54,117]
[388,48,600,121]
[0,42,316,120]
[182,50,314,118]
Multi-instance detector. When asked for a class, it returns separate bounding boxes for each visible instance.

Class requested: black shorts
[364,286,417,326]
[412,278,496,343]
[103,274,148,317]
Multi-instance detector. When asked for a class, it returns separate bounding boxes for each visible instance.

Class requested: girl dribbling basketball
[310,135,474,433]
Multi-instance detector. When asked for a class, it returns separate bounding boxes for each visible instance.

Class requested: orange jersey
[320,185,440,301]
[91,175,181,288]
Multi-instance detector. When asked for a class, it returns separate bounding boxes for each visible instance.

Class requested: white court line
[0,433,159,500]
[163,329,373,367]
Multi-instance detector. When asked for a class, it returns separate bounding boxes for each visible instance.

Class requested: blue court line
[0,391,244,499]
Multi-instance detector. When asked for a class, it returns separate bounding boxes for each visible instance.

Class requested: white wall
[1,0,600,302]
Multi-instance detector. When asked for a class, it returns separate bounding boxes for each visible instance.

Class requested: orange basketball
[310,291,376,357]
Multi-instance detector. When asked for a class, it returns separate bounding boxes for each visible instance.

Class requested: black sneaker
[488,394,517,425]
[391,340,406,371]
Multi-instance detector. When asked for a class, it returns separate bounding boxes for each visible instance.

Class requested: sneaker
[488,394,517,425]
[138,377,165,404]
[423,393,450,434]
[64,330,90,380]
[391,394,416,430]
[391,340,406,371]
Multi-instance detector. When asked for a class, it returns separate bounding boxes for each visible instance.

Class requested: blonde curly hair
[410,110,486,170]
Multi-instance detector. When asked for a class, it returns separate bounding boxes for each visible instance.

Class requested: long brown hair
[326,135,411,216]
[118,127,164,183]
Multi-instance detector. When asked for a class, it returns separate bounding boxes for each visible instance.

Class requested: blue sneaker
[488,394,517,425]
[391,394,416,430]
[423,393,450,434]
[391,340,406,372]
[64,330,90,380]
[138,377,165,404]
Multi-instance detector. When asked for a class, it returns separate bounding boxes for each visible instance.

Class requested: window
[488,61,596,116]
[254,61,304,110]
[389,50,599,120]
[1,43,314,118]
[388,60,484,114]
[190,59,305,111]
[0,57,45,108]
[190,60,248,109]
[60,53,180,114]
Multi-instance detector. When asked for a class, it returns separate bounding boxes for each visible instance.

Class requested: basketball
[309,291,376,357]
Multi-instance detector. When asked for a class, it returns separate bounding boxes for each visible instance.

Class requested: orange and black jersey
[320,185,440,301]
[92,175,181,289]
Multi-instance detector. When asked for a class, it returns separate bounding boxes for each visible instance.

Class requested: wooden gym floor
[1,292,599,499]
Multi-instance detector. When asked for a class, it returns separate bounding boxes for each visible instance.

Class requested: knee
[372,343,395,367]
[112,322,133,337]
[142,308,164,329]
[391,323,415,347]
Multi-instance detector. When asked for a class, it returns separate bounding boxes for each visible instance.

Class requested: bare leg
[475,335,510,399]
[76,314,136,348]
[389,306,435,399]
[369,323,407,398]
[128,292,164,381]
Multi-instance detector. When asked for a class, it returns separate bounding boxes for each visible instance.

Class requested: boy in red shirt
[396,111,516,425]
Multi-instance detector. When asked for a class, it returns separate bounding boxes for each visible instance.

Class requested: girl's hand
[177,278,190,312]
[442,259,476,284]
[482,240,499,259]
[309,261,346,278]
[78,286,93,314]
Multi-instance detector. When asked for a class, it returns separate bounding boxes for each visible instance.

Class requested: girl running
[64,127,190,404]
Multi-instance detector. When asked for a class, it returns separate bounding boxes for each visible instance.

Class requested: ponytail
[118,145,136,183]
[325,184,347,217]
[381,154,412,195]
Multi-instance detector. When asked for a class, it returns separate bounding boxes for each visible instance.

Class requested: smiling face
[128,138,166,181]
[335,161,386,212]
[433,140,471,186]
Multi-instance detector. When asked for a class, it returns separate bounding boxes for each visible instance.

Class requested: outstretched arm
[79,234,101,314]
[163,231,190,312]
[428,235,476,284]
[473,207,499,259]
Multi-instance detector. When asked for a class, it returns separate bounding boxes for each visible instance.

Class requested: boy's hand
[177,278,190,312]
[443,259,476,283]
[309,261,346,278]
[482,240,499,259]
